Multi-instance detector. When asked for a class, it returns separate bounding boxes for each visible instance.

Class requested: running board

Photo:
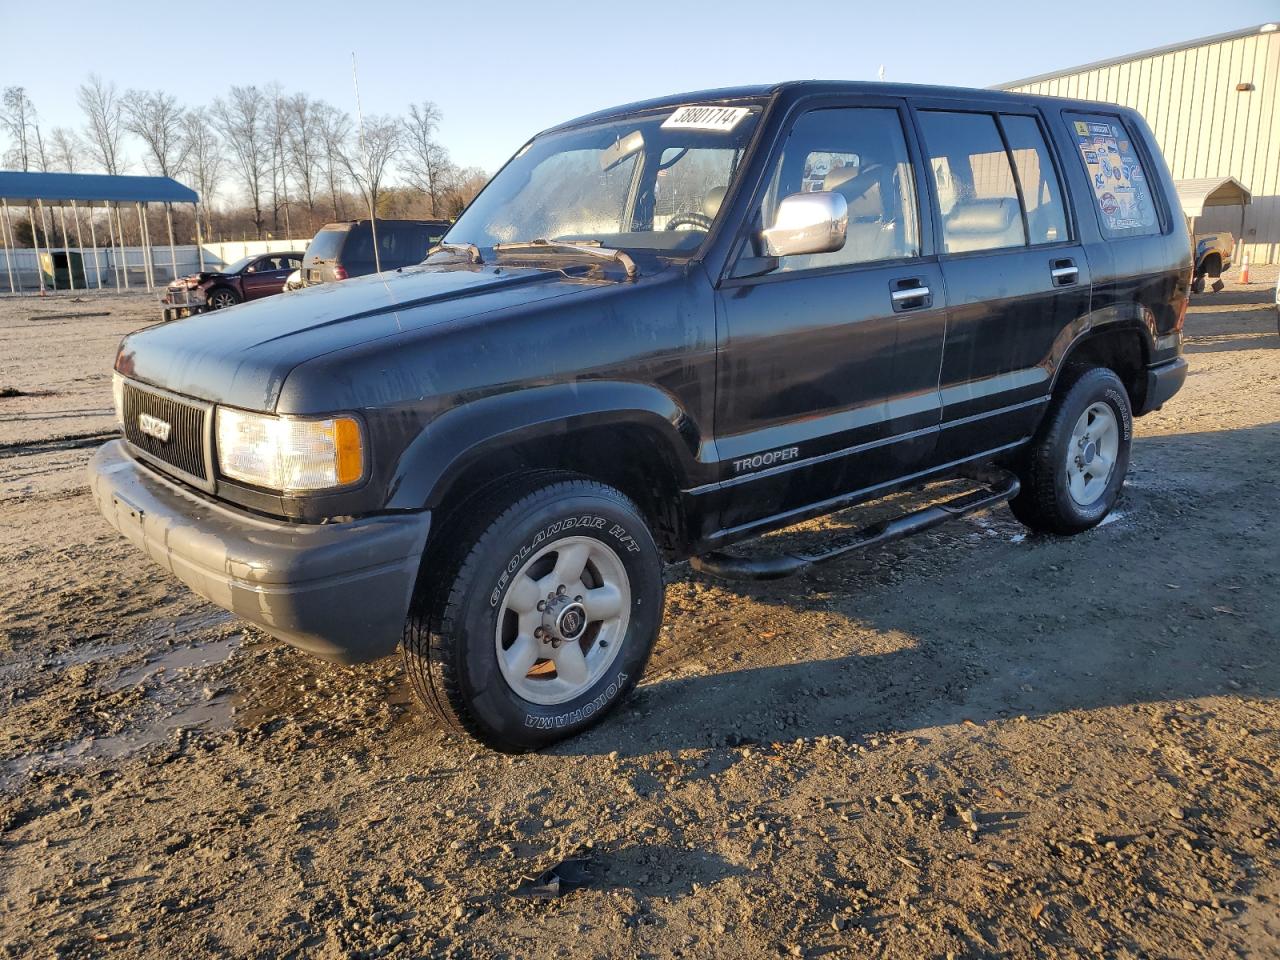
[689,470,1020,581]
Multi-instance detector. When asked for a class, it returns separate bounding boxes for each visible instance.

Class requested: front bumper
[1138,356,1189,415]
[88,440,431,665]
[159,288,207,321]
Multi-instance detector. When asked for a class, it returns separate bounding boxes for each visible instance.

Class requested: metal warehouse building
[1002,22,1280,265]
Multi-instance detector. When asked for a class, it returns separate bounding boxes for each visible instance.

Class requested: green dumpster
[38,250,87,289]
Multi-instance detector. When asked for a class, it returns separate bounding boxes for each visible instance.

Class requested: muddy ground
[0,271,1278,960]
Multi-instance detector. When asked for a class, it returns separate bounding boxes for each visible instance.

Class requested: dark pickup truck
[91,82,1190,751]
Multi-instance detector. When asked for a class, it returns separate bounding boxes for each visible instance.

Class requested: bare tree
[318,104,351,220]
[342,114,402,219]
[78,74,127,174]
[212,86,270,238]
[283,93,324,232]
[181,110,224,239]
[183,110,224,236]
[31,123,51,172]
[50,128,84,172]
[403,101,455,217]
[265,84,293,237]
[123,89,189,177]
[440,166,490,218]
[1,86,38,171]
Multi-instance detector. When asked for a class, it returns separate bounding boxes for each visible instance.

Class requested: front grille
[122,382,210,482]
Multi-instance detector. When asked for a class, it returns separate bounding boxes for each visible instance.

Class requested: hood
[118,262,607,411]
[169,270,226,288]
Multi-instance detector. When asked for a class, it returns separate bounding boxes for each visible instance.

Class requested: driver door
[241,256,288,300]
[713,100,947,533]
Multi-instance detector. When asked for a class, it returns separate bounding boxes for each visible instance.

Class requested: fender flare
[1049,303,1155,394]
[383,380,705,512]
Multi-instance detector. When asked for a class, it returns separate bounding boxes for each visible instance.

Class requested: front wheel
[403,475,664,752]
[207,287,240,310]
[1009,366,1133,535]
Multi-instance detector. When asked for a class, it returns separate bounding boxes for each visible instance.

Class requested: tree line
[1,78,490,244]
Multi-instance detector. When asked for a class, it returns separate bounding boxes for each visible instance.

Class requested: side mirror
[761,191,848,258]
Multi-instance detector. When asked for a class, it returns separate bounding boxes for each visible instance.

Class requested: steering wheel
[664,212,715,232]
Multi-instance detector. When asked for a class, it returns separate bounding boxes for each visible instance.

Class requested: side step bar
[690,470,1021,581]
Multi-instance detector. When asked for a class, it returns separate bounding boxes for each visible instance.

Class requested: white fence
[0,239,313,294]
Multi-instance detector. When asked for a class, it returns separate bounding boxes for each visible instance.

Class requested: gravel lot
[1,271,1278,959]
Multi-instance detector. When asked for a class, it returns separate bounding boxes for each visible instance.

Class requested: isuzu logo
[138,412,172,443]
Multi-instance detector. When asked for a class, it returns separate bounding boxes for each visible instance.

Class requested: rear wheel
[403,475,664,752]
[1010,366,1133,535]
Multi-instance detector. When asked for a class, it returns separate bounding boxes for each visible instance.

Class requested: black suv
[91,83,1190,751]
[301,218,450,285]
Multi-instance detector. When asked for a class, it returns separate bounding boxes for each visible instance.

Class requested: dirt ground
[0,270,1278,960]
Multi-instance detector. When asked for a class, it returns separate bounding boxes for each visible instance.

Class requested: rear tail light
[333,265,348,281]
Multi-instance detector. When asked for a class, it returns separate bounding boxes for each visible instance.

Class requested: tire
[207,287,240,310]
[403,474,664,752]
[1009,366,1133,535]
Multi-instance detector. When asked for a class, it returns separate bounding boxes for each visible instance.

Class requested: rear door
[713,98,947,532]
[911,102,1092,462]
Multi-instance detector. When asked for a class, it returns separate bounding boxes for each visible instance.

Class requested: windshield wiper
[491,238,637,280]
[427,242,483,265]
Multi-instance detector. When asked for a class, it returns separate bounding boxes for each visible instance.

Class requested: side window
[1067,112,1160,237]
[759,107,920,272]
[1000,114,1068,245]
[918,111,1026,254]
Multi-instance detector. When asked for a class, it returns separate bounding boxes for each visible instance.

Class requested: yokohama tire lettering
[524,672,629,729]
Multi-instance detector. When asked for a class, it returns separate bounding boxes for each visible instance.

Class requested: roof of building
[0,171,198,204]
[1175,177,1252,218]
[999,23,1278,90]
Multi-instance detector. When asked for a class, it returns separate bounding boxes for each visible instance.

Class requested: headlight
[215,408,364,493]
[112,373,125,427]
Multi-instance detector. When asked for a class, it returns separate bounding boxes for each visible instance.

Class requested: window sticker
[662,105,751,132]
[1071,117,1158,235]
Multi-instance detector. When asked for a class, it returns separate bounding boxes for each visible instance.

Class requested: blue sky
[2,0,1276,173]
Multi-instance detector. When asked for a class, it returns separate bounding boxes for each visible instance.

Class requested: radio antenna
[351,51,382,274]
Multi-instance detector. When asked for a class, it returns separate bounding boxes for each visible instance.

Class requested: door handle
[890,284,932,312]
[1051,259,1079,286]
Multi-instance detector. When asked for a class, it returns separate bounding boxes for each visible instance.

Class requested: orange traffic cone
[1240,253,1251,284]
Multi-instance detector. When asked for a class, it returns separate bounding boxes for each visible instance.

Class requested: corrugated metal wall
[1005,26,1280,264]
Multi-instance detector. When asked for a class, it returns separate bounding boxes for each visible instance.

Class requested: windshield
[222,255,256,274]
[444,103,763,257]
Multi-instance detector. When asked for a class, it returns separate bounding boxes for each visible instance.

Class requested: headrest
[945,198,1018,235]
[823,165,861,191]
[702,185,728,218]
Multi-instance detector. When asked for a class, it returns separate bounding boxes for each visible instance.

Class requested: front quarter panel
[276,265,719,518]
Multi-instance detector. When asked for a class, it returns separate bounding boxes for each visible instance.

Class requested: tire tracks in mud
[0,430,118,459]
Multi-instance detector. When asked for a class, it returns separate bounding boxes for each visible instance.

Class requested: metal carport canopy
[0,171,197,204]
[1174,177,1252,218]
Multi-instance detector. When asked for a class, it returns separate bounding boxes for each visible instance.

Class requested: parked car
[160,252,305,321]
[300,219,450,286]
[93,82,1190,751]
[1192,229,1233,293]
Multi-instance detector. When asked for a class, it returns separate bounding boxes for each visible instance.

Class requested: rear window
[1067,113,1161,238]
[306,228,349,261]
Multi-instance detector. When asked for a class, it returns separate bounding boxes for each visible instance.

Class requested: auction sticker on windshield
[662,105,751,132]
